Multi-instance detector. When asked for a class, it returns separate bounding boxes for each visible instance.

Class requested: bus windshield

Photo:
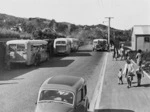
[17,44,25,51]
[9,44,16,51]
[9,44,25,52]
[56,41,66,45]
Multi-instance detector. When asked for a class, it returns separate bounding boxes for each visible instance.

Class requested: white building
[131,25,150,51]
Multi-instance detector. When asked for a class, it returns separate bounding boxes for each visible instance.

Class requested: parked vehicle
[35,75,89,112]
[6,39,48,66]
[93,39,108,51]
[67,38,80,52]
[53,38,71,55]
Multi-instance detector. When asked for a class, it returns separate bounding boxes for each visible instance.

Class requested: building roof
[132,25,150,35]
[40,75,85,93]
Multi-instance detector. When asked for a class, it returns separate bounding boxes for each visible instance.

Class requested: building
[131,25,150,51]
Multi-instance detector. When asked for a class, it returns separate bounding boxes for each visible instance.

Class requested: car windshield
[93,41,98,44]
[39,90,74,105]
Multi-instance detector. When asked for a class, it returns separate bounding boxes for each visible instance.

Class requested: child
[118,68,123,84]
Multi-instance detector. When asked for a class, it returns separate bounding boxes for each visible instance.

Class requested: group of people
[113,44,130,61]
[117,48,144,88]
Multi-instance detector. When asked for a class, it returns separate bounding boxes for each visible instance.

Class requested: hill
[0,13,131,42]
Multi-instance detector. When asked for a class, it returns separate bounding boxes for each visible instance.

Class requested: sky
[0,0,150,30]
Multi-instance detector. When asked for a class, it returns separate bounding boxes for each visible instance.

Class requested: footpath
[95,52,150,112]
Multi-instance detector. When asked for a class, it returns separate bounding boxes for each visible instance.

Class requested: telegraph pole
[105,17,113,51]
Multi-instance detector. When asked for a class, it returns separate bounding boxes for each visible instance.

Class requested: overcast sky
[0,0,150,30]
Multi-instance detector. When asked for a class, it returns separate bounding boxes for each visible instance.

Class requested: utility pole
[105,17,113,51]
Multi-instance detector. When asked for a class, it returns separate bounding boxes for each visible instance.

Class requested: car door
[75,88,86,112]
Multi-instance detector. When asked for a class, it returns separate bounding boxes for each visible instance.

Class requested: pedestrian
[136,67,144,86]
[124,50,130,60]
[113,47,119,60]
[112,37,119,60]
[119,44,125,60]
[123,59,135,88]
[118,68,123,84]
[136,49,143,67]
[34,47,41,66]
[6,54,11,70]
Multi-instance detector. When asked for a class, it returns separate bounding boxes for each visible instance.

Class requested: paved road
[0,45,106,112]
[95,52,150,112]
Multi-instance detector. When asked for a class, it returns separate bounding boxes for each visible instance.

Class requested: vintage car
[35,75,89,112]
[93,39,108,51]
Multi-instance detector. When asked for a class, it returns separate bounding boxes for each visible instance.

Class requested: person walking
[124,50,130,60]
[6,53,11,70]
[113,47,118,60]
[34,47,41,66]
[136,49,143,67]
[136,67,144,86]
[123,59,135,88]
[112,37,119,60]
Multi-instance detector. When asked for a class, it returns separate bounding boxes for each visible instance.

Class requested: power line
[96,0,103,9]
[100,0,104,8]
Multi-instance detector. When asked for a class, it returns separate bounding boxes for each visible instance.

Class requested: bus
[6,39,49,66]
[53,38,71,55]
[67,38,79,52]
[93,39,108,51]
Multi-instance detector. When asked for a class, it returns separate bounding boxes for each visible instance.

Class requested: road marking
[88,53,108,112]
[95,52,108,109]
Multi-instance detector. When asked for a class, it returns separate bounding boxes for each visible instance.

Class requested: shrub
[0,28,20,39]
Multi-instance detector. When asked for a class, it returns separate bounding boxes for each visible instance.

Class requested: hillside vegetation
[0,13,131,42]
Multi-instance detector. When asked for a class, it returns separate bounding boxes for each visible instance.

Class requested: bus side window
[32,46,38,53]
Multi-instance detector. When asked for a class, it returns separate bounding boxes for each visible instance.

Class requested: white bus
[67,38,79,52]
[6,39,49,66]
[53,38,71,55]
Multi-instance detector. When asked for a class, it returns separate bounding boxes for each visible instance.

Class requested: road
[0,44,106,112]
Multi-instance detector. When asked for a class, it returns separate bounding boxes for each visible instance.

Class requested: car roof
[93,39,107,42]
[6,39,48,45]
[40,75,85,93]
[55,38,67,41]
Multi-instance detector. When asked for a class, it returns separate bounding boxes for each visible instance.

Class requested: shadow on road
[10,63,33,69]
[41,59,74,67]
[94,109,135,112]
[133,83,150,88]
[69,52,92,57]
[140,83,150,87]
[0,82,18,85]
[122,82,137,85]
[0,66,35,81]
[78,49,93,52]
[0,56,74,81]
